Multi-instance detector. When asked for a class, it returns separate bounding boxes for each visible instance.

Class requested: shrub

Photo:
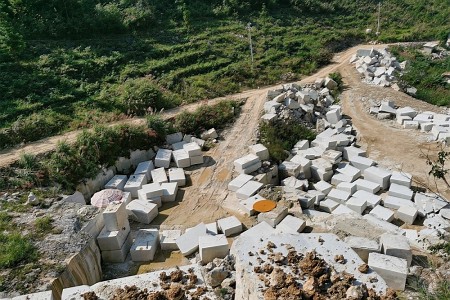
[146,115,171,140]
[0,233,36,268]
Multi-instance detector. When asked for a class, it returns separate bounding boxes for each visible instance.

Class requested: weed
[0,232,37,268]
[418,279,450,300]
[34,216,54,234]
[0,212,13,231]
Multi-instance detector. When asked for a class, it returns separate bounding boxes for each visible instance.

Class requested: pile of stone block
[97,201,132,263]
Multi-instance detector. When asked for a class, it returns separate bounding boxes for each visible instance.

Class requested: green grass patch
[0,212,13,232]
[34,216,54,234]
[0,233,37,268]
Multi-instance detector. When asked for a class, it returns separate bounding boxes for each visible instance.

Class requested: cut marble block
[161,182,178,202]
[396,205,418,225]
[134,161,155,181]
[370,205,394,222]
[368,253,408,291]
[349,156,375,171]
[199,234,229,263]
[331,204,357,215]
[147,196,162,208]
[331,173,353,186]
[354,179,381,194]
[217,216,243,236]
[279,161,302,178]
[258,205,288,227]
[239,194,264,216]
[183,142,202,157]
[236,180,263,200]
[311,166,333,182]
[234,154,260,173]
[190,155,204,166]
[276,215,306,233]
[155,148,173,169]
[172,141,187,151]
[342,146,366,160]
[206,222,218,235]
[228,174,254,192]
[121,191,132,205]
[336,182,357,195]
[124,174,147,198]
[380,233,412,267]
[172,149,191,168]
[390,171,412,188]
[346,197,367,214]
[383,195,414,210]
[364,166,392,190]
[160,230,181,251]
[166,132,183,144]
[101,234,132,263]
[105,175,128,190]
[126,200,158,224]
[313,180,332,195]
[139,182,163,200]
[103,201,128,231]
[249,144,270,161]
[298,192,315,208]
[327,188,351,204]
[176,223,207,256]
[130,229,159,262]
[151,167,168,184]
[281,176,307,192]
[97,220,130,251]
[344,236,380,262]
[388,183,413,200]
[168,168,186,187]
[336,163,361,181]
[319,199,340,213]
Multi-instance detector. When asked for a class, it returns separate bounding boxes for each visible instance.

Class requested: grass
[34,216,54,234]
[428,242,450,256]
[0,232,37,268]
[418,279,450,300]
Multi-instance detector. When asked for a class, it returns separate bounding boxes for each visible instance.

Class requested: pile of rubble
[350,48,418,96]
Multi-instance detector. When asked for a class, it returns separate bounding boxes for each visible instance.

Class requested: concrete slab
[364,166,392,190]
[344,236,380,262]
[199,234,229,263]
[276,215,306,233]
[124,174,147,198]
[176,223,208,256]
[168,168,186,187]
[368,253,407,290]
[217,216,242,236]
[154,148,172,169]
[380,233,412,267]
[150,167,168,184]
[236,180,263,200]
[130,229,159,262]
[160,230,181,251]
[105,175,128,190]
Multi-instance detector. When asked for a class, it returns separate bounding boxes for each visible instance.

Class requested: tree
[427,146,450,188]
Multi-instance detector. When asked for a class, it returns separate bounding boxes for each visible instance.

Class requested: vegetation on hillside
[0,0,448,149]
[389,45,450,106]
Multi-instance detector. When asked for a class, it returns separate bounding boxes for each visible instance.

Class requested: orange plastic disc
[253,199,277,213]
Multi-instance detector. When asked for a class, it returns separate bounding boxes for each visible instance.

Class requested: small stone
[346,285,364,299]
[358,264,369,273]
[205,267,229,287]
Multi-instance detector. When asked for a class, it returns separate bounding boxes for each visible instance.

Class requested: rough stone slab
[344,236,380,262]
[139,182,163,200]
[217,216,242,237]
[123,174,147,198]
[161,182,178,202]
[354,179,381,194]
[279,161,302,178]
[379,103,397,114]
[370,205,394,222]
[97,220,130,251]
[297,192,316,208]
[313,180,332,195]
[130,229,159,262]
[166,132,183,144]
[346,197,367,214]
[190,155,204,166]
[168,168,186,187]
[103,201,128,232]
[440,208,450,220]
[327,188,351,204]
[11,291,54,300]
[380,233,412,267]
[390,171,412,188]
[228,174,254,192]
[191,137,206,148]
[383,195,414,210]
[319,199,340,213]
[101,234,132,263]
[105,175,128,191]
[424,215,450,231]
[364,166,392,190]
[150,167,168,184]
[176,223,207,256]
[368,253,407,291]
[336,182,357,195]
[172,149,191,168]
[154,148,172,169]
[258,205,288,227]
[183,142,202,157]
[281,176,307,192]
[199,234,229,263]
[276,215,306,233]
[388,183,413,200]
[126,200,158,224]
[396,106,417,118]
[236,180,263,200]
[160,230,181,251]
[397,205,418,225]
[134,161,155,181]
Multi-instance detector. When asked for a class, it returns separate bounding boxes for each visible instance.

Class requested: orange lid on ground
[253,199,277,213]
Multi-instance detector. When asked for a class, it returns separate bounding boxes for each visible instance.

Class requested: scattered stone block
[297,192,316,208]
[349,156,375,171]
[183,134,192,143]
[161,182,178,202]
[281,176,307,192]
[101,234,132,263]
[183,142,202,157]
[327,188,351,204]
[168,168,186,187]
[344,236,380,262]
[258,205,288,227]
[176,223,207,256]
[236,180,263,200]
[390,171,412,188]
[206,222,218,235]
[105,175,128,190]
[166,132,183,145]
[97,220,130,251]
[383,195,414,210]
[379,103,397,114]
[201,128,218,139]
[313,180,332,195]
[368,253,408,291]
[285,98,300,109]
[353,190,381,208]
[331,173,353,185]
[228,174,254,192]
[319,199,340,213]
[121,192,132,205]
[160,230,181,251]
[172,149,191,168]
[134,161,155,181]
[217,216,242,236]
[396,107,417,118]
[124,174,147,198]
[370,205,394,222]
[139,183,163,200]
[397,205,418,225]
[380,233,412,267]
[191,137,206,148]
[336,182,357,195]
[234,154,261,174]
[171,141,186,151]
[103,201,128,231]
[239,194,264,215]
[150,167,168,184]
[261,113,277,123]
[325,77,338,90]
[279,161,302,178]
[249,144,269,161]
[126,200,158,224]
[199,234,229,263]
[276,215,306,233]
[403,120,419,129]
[336,163,361,181]
[332,204,357,215]
[354,179,381,194]
[364,166,392,190]
[342,146,366,160]
[396,115,412,125]
[147,196,162,208]
[346,197,367,214]
[388,183,413,200]
[130,229,159,262]
[190,155,204,165]
[155,149,173,169]
[326,108,342,124]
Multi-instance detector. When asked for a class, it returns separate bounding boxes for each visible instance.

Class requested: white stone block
[397,205,418,225]
[183,134,192,143]
[249,144,270,160]
[383,195,414,210]
[161,182,178,202]
[171,141,187,151]
[311,166,333,182]
[126,200,158,224]
[130,229,159,262]
[326,108,342,124]
[168,168,186,187]
[121,191,132,205]
[150,167,168,184]
[354,179,381,194]
[396,115,412,125]
[403,120,419,129]
[101,234,132,263]
[313,180,333,195]
[294,140,309,150]
[306,190,325,206]
[396,106,417,118]
[234,154,260,173]
[327,188,351,204]
[236,181,263,200]
[353,190,381,208]
[336,182,357,195]
[420,122,434,132]
[176,223,207,256]
[134,161,155,181]
[228,174,253,192]
[172,149,190,168]
[344,236,380,262]
[332,204,357,215]
[346,197,367,214]
[139,183,163,200]
[364,166,392,190]
[319,199,339,213]
[217,216,242,236]
[191,137,206,148]
[199,234,229,263]
[183,142,202,157]
[160,230,181,251]
[289,156,312,178]
[155,148,173,169]
[390,171,412,188]
[97,220,130,251]
[105,175,128,190]
[147,197,162,208]
[370,205,394,222]
[166,132,183,144]
[349,156,375,171]
[190,155,204,165]
[331,173,353,185]
[261,113,277,123]
[103,201,128,232]
[281,176,307,192]
[379,103,396,114]
[279,161,301,178]
[336,163,361,181]
[258,205,288,227]
[124,174,147,198]
[239,194,264,216]
[342,146,366,160]
[276,215,306,233]
[206,222,218,235]
[368,253,407,291]
[388,183,413,200]
[380,233,412,267]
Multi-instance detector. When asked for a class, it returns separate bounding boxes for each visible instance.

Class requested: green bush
[146,115,171,140]
[0,233,36,268]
